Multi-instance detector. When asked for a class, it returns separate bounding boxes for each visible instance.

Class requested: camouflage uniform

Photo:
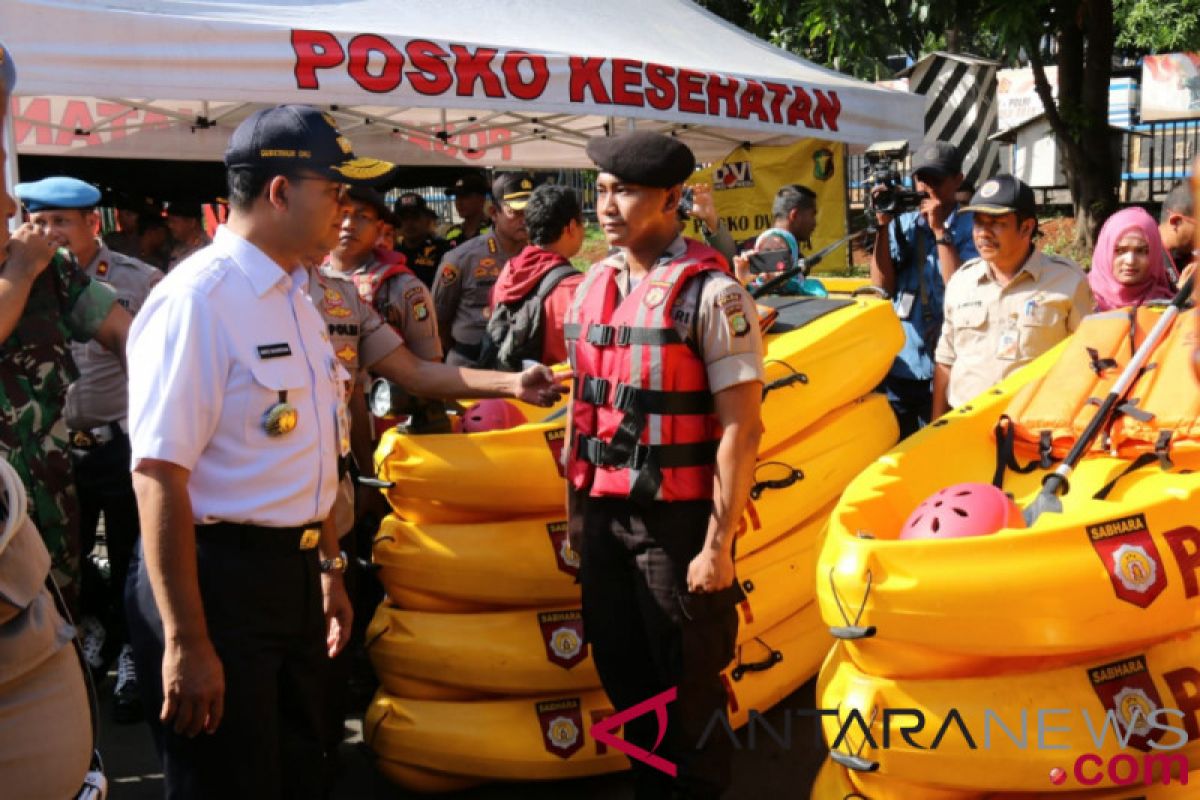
[0,251,117,600]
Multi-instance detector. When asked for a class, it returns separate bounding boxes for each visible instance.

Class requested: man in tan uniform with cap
[433,172,534,366]
[934,174,1092,416]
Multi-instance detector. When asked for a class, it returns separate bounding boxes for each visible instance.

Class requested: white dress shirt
[127,226,340,527]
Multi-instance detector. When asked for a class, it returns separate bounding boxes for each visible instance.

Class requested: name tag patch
[257,342,293,360]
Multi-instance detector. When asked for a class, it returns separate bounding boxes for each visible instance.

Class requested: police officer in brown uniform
[392,192,451,288]
[433,172,534,366]
[443,172,492,248]
[566,132,764,798]
[326,187,441,362]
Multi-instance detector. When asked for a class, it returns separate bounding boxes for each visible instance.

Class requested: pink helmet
[899,482,1025,540]
[460,399,528,433]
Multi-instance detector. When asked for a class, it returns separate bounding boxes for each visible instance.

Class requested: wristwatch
[320,551,349,574]
[935,234,954,247]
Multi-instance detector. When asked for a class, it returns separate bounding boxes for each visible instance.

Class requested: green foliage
[1114,0,1200,52]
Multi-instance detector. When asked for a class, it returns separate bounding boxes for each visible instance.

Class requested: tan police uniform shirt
[343,255,442,363]
[308,267,404,379]
[307,267,404,537]
[608,236,766,393]
[64,241,162,430]
[432,231,510,365]
[935,248,1093,409]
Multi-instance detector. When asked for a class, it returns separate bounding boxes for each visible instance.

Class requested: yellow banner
[685,139,849,272]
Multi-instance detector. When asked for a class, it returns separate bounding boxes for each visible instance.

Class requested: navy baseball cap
[911,141,962,178]
[15,176,102,211]
[224,105,396,186]
[962,174,1037,218]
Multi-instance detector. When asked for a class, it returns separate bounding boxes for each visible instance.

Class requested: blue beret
[15,176,102,212]
[0,38,15,97]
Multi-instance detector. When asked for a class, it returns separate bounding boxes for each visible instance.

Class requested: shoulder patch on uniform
[480,257,495,268]
[403,285,424,302]
[323,287,345,307]
[327,305,352,318]
[441,264,459,284]
[335,344,357,364]
[413,299,429,321]
[96,261,110,277]
[717,289,750,337]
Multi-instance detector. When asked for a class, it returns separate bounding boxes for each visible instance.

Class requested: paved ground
[98,673,827,799]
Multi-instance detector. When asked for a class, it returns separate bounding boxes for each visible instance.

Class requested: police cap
[585,131,695,188]
[224,105,397,186]
[962,174,1037,218]
[15,176,102,212]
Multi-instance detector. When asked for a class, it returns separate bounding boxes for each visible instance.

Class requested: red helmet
[460,399,528,433]
[899,482,1025,540]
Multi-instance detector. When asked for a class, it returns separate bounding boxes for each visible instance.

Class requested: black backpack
[478,264,579,371]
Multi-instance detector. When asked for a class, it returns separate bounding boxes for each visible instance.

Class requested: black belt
[195,521,323,553]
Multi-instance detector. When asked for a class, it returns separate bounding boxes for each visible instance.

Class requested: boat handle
[828,567,876,640]
[730,637,783,681]
[750,462,804,500]
[761,359,809,399]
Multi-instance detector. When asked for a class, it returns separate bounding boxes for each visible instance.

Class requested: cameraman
[870,141,976,437]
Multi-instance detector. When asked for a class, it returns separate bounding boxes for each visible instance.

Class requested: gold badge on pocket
[263,390,298,437]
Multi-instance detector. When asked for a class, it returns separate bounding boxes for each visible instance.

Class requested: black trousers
[126,524,327,800]
[72,429,140,642]
[579,497,740,800]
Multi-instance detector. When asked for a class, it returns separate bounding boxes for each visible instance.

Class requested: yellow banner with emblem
[684,139,849,272]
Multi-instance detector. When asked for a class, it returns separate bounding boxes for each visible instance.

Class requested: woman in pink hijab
[1089,206,1176,311]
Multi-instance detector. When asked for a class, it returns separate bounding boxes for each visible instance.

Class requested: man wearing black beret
[565,130,765,798]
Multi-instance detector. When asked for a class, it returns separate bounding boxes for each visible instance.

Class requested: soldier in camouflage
[0,182,132,613]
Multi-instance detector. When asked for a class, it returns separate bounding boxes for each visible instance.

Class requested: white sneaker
[78,615,107,671]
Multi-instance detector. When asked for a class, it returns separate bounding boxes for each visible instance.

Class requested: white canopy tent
[1,0,922,170]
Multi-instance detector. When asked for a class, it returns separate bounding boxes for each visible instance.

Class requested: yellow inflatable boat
[368,603,831,792]
[367,519,824,699]
[818,633,1200,794]
[374,393,896,612]
[374,297,901,523]
[817,308,1200,679]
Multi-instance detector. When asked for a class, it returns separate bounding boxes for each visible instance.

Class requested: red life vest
[347,249,418,309]
[565,239,726,502]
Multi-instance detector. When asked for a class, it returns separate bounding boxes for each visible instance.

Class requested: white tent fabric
[1,0,922,167]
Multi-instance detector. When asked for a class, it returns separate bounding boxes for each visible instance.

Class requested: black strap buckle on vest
[577,433,719,502]
[611,383,715,416]
[564,322,582,342]
[992,416,1057,489]
[1093,431,1175,501]
[579,375,611,406]
[586,323,615,346]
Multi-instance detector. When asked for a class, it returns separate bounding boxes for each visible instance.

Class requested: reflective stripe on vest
[566,240,724,502]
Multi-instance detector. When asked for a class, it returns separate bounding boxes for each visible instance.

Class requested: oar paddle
[750,230,864,299]
[1023,275,1195,525]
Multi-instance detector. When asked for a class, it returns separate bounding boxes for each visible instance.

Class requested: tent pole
[3,104,17,233]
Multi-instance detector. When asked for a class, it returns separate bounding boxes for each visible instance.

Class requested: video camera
[862,141,927,217]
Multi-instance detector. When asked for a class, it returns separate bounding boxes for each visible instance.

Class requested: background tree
[699,0,1200,249]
